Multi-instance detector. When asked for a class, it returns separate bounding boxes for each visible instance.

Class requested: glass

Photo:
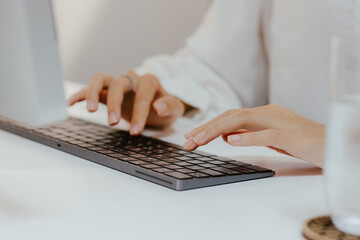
[325,35,360,236]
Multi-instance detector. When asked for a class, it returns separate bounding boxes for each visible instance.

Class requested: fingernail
[183,137,197,150]
[130,124,140,135]
[154,101,167,115]
[193,131,206,144]
[109,112,117,125]
[184,129,196,139]
[87,100,96,111]
[228,135,242,144]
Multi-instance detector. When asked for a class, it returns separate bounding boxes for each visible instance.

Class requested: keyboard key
[174,161,193,167]
[165,152,181,157]
[172,150,190,154]
[213,167,241,175]
[198,169,225,177]
[182,153,202,158]
[175,156,193,161]
[129,153,148,159]
[187,165,206,171]
[142,164,159,169]
[119,157,138,162]
[198,157,215,161]
[166,165,184,170]
[177,168,196,174]
[187,160,205,165]
[152,149,167,154]
[232,161,252,166]
[97,150,115,154]
[88,146,104,152]
[77,143,93,148]
[105,146,120,151]
[194,150,216,157]
[74,135,91,140]
[155,161,171,166]
[210,156,236,162]
[199,163,217,168]
[129,160,147,166]
[151,154,165,158]
[138,156,159,162]
[223,164,238,169]
[231,167,256,174]
[161,157,179,163]
[163,147,177,152]
[127,146,143,152]
[165,172,192,180]
[245,165,272,173]
[208,160,226,165]
[188,172,209,178]
[153,168,172,174]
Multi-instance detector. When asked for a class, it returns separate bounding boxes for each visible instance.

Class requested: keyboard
[0,116,275,191]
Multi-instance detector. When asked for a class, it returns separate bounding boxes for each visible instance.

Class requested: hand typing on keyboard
[68,71,186,136]
[183,104,325,168]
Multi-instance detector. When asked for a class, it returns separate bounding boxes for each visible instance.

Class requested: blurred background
[52,0,212,84]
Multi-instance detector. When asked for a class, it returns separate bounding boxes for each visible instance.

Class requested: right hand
[68,71,185,135]
[183,104,326,167]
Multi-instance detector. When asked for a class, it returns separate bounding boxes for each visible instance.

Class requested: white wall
[52,0,212,83]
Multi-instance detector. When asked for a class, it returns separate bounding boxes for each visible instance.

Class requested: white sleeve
[135,0,267,122]
[135,47,240,122]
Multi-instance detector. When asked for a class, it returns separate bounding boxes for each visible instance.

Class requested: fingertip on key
[130,124,141,135]
[87,100,97,112]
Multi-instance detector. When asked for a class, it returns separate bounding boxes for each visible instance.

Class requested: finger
[221,129,250,142]
[191,111,251,146]
[186,104,286,139]
[68,87,87,106]
[106,76,130,126]
[130,74,160,135]
[189,106,286,147]
[226,130,293,156]
[125,70,140,91]
[183,136,198,151]
[99,90,108,104]
[227,129,281,147]
[184,109,238,139]
[86,73,113,112]
[153,96,185,118]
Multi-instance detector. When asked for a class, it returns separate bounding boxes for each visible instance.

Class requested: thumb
[153,96,185,118]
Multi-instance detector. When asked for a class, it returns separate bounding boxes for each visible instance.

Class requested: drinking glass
[325,35,360,236]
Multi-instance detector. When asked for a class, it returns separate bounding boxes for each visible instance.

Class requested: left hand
[68,71,185,135]
[183,104,325,167]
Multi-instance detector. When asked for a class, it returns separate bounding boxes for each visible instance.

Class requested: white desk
[0,82,327,240]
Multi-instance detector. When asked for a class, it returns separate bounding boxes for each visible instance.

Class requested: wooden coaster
[303,215,360,240]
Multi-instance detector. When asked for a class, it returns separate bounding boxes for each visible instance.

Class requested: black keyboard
[0,116,275,190]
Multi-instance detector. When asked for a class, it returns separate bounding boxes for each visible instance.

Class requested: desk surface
[0,82,327,240]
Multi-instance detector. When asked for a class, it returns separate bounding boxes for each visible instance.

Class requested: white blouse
[135,0,360,124]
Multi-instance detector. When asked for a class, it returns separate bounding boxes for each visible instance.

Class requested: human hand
[68,71,185,135]
[183,104,325,167]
